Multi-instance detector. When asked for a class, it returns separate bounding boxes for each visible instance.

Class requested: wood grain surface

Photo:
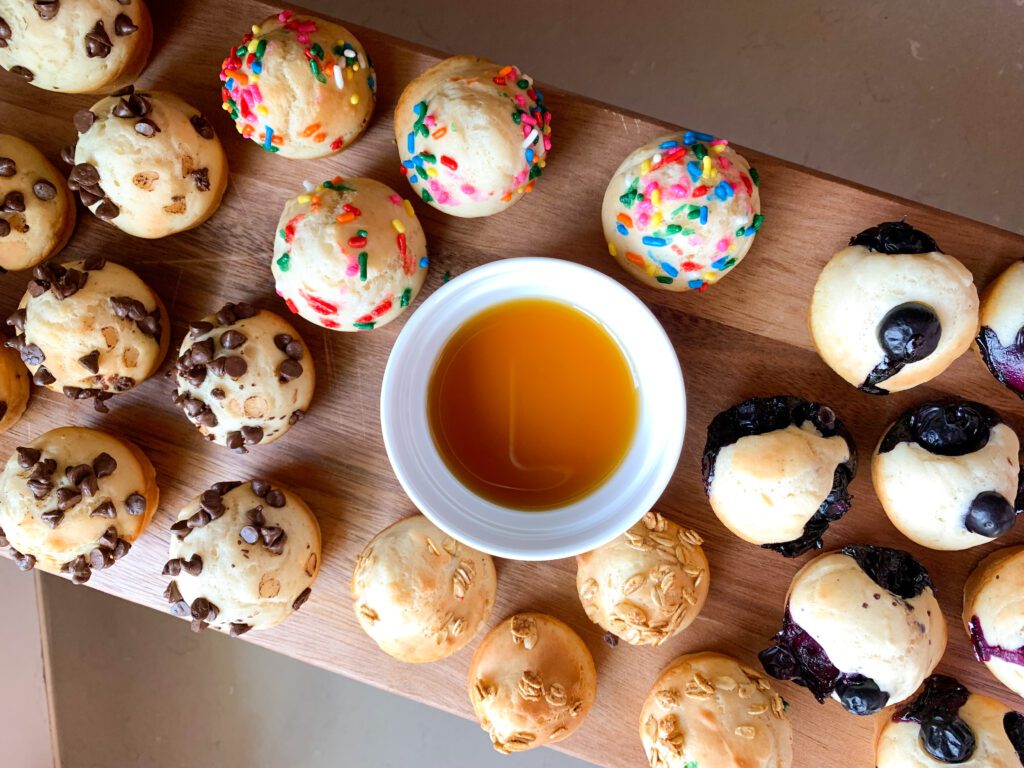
[2,2,1024,766]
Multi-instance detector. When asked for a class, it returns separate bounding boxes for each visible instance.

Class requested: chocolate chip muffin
[977,260,1024,398]
[873,399,1022,550]
[173,303,315,453]
[963,546,1024,701]
[702,396,856,557]
[0,134,75,272]
[163,479,321,634]
[875,674,1024,767]
[760,545,945,716]
[0,345,29,433]
[809,221,979,393]
[69,87,227,238]
[5,257,168,411]
[0,426,158,580]
[0,0,152,94]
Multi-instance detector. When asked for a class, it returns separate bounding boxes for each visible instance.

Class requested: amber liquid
[428,298,639,510]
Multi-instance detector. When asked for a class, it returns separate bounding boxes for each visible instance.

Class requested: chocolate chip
[114,12,137,35]
[31,180,56,202]
[289,410,304,425]
[190,115,214,139]
[78,187,103,207]
[134,118,160,137]
[223,356,247,378]
[189,338,214,364]
[241,426,263,445]
[27,477,52,499]
[262,526,286,555]
[245,506,265,526]
[182,554,203,576]
[6,309,24,331]
[187,510,211,529]
[161,558,181,576]
[84,20,112,58]
[95,200,119,220]
[73,110,96,134]
[89,547,114,570]
[163,580,182,604]
[279,359,303,382]
[56,486,82,510]
[136,313,160,337]
[219,330,246,350]
[82,254,106,271]
[225,431,245,452]
[112,375,134,392]
[97,527,117,550]
[82,474,100,497]
[190,167,210,192]
[215,305,237,325]
[181,366,206,387]
[124,493,146,516]
[195,409,217,428]
[93,392,112,413]
[207,357,226,376]
[10,66,34,82]
[210,481,241,495]
[183,397,205,417]
[250,479,270,498]
[32,366,55,386]
[0,18,10,47]
[34,1,59,21]
[92,452,116,478]
[2,191,25,212]
[265,489,285,508]
[170,520,191,540]
[89,501,115,518]
[65,463,92,485]
[112,539,130,560]
[70,163,99,187]
[13,551,35,571]
[210,388,224,399]
[0,156,15,176]
[30,458,56,478]
[603,631,619,647]
[78,350,99,374]
[16,446,40,467]
[128,93,150,116]
[234,302,256,320]
[239,525,260,544]
[0,220,9,238]
[0,527,7,548]
[52,268,88,300]
[292,587,311,611]
[40,509,63,528]
[111,84,134,97]
[199,489,223,513]
[190,597,215,622]
[112,99,134,118]
[60,145,76,166]
[19,343,44,366]
[229,622,251,637]
[189,320,213,337]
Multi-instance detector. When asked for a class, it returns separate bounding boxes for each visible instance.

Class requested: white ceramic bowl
[380,257,685,561]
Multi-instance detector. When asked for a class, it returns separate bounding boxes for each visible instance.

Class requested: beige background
[2,1,1023,767]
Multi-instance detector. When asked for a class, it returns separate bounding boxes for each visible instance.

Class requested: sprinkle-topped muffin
[394,55,551,217]
[220,11,376,159]
[603,131,762,291]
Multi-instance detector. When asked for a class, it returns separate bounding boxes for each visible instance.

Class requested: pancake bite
[639,652,793,768]
[702,396,856,557]
[0,134,75,272]
[876,674,1024,767]
[0,426,158,580]
[873,399,1022,550]
[759,545,945,716]
[468,613,596,753]
[0,346,29,433]
[272,177,428,331]
[964,546,1024,700]
[809,221,979,393]
[394,55,551,217]
[70,88,228,238]
[0,0,152,93]
[576,511,709,646]
[977,260,1024,398]
[173,303,315,453]
[220,11,375,159]
[352,515,497,663]
[6,257,168,412]
[603,131,762,291]
[164,479,321,634]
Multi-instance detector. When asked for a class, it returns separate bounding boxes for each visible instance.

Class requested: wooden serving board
[2,2,1024,766]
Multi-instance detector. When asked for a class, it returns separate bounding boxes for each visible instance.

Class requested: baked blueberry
[963,546,1024,701]
[702,395,856,557]
[977,260,1024,398]
[876,674,1024,767]
[759,545,945,716]
[873,399,1022,550]
[809,221,979,394]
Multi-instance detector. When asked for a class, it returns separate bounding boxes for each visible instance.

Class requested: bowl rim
[380,257,686,561]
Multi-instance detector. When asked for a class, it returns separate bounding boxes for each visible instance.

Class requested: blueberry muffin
[0,426,158,580]
[0,0,152,94]
[702,396,856,557]
[0,134,76,272]
[163,479,321,634]
[639,652,793,768]
[809,221,979,393]
[875,674,1024,767]
[873,399,1022,550]
[760,545,945,716]
[6,257,168,411]
[0,346,29,433]
[963,546,1024,700]
[173,303,315,453]
[352,515,497,662]
[977,260,1024,398]
[576,511,709,646]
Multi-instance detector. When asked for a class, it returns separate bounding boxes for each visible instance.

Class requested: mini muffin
[0,346,29,433]
[874,399,1022,550]
[639,652,793,768]
[0,0,152,93]
[809,221,979,393]
[876,674,1024,767]
[603,131,762,292]
[760,545,945,716]
[0,134,75,272]
[173,303,315,453]
[977,260,1024,398]
[5,257,168,412]
[963,546,1024,700]
[220,11,376,159]
[272,176,428,331]
[0,426,158,580]
[163,479,321,634]
[468,612,596,754]
[395,55,551,217]
[576,510,709,646]
[702,396,856,557]
[70,87,228,238]
[352,515,497,663]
